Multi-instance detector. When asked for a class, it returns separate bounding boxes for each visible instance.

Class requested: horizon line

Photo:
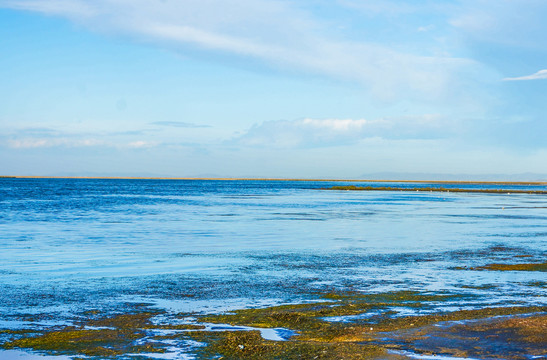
[1,175,546,185]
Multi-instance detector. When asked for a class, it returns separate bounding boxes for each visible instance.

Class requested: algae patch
[474,262,547,272]
[0,311,186,358]
[3,327,163,357]
[384,314,547,360]
[455,261,547,272]
[198,291,462,342]
[190,330,392,360]
[1,291,546,359]
[189,291,546,359]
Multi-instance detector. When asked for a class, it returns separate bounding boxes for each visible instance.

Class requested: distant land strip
[324,185,547,194]
[1,175,547,185]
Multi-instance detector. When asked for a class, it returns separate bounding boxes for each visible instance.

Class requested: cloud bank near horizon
[232,115,453,148]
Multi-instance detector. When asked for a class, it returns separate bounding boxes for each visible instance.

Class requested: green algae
[371,306,546,332]
[319,290,457,303]
[2,312,172,358]
[3,326,165,357]
[189,330,393,360]
[384,314,547,360]
[454,262,547,272]
[86,311,162,329]
[474,262,547,272]
[2,291,545,359]
[188,294,546,359]
[523,281,547,288]
[0,329,37,335]
[453,314,547,346]
[199,291,463,342]
[199,292,545,340]
[460,284,498,290]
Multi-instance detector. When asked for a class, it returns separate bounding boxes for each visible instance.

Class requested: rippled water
[0,178,546,358]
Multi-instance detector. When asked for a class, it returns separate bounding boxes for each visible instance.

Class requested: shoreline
[323,185,547,194]
[1,175,547,185]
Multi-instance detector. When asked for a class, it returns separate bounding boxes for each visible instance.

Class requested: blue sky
[1,0,546,178]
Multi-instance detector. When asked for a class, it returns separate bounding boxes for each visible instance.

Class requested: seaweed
[189,330,391,359]
[2,291,545,359]
[3,327,164,357]
[473,262,547,272]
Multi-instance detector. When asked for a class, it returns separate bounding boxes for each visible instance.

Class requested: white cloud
[126,140,157,148]
[503,69,547,81]
[0,0,478,101]
[232,115,448,148]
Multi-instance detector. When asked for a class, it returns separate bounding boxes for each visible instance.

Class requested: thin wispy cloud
[0,0,477,101]
[6,138,106,149]
[503,69,547,81]
[4,137,159,149]
[1,127,159,149]
[10,127,61,137]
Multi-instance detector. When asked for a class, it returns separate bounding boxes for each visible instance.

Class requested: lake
[0,178,545,359]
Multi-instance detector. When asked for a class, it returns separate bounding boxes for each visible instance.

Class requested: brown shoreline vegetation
[324,185,547,194]
[2,290,546,359]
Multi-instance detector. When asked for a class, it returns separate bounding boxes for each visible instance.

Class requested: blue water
[0,179,546,358]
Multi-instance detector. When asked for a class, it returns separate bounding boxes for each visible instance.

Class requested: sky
[1,0,547,179]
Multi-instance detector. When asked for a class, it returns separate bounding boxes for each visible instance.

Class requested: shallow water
[0,179,546,358]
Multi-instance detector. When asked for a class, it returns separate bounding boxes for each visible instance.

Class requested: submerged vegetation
[1,245,546,358]
[2,290,546,359]
[472,262,547,272]
[323,185,547,194]
[1,245,545,359]
[453,261,547,272]
[191,330,389,360]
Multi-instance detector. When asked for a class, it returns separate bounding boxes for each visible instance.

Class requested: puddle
[0,350,72,360]
[120,296,296,315]
[391,350,480,360]
[151,322,297,341]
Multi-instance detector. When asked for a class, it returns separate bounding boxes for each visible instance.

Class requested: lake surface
[0,178,546,359]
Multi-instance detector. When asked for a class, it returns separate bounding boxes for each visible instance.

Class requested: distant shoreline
[323,185,547,194]
[1,175,546,185]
